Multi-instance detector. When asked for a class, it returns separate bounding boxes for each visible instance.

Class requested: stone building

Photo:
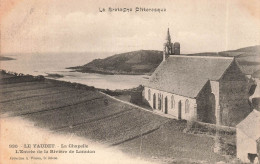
[143,28,252,126]
[236,109,260,163]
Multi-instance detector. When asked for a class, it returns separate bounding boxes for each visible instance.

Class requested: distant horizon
[1,44,260,57]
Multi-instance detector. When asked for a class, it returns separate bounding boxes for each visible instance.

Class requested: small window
[158,93,161,110]
[148,89,151,101]
[171,95,175,109]
[153,94,156,109]
[185,99,190,113]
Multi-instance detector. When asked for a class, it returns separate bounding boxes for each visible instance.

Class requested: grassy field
[0,72,236,163]
[116,120,228,163]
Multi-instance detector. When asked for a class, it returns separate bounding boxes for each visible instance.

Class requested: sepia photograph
[0,0,260,163]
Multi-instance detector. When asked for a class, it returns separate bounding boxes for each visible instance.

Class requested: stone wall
[196,81,216,123]
[219,81,252,126]
[219,61,252,126]
[144,86,197,120]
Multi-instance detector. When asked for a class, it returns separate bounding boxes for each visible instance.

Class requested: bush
[183,119,196,133]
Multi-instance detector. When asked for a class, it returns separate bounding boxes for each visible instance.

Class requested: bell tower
[163,28,180,61]
[163,28,173,61]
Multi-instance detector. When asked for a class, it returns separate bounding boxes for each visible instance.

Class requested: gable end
[220,59,247,81]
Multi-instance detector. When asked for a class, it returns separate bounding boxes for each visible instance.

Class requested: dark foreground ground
[0,72,235,163]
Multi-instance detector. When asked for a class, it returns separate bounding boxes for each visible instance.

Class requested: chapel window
[171,95,175,109]
[185,99,190,113]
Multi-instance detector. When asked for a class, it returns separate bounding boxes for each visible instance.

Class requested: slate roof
[237,110,260,141]
[145,55,234,98]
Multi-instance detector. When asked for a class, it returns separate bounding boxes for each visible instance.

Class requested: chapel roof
[145,55,234,98]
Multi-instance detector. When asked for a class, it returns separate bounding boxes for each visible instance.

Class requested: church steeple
[166,28,171,43]
[163,28,181,61]
[163,28,173,61]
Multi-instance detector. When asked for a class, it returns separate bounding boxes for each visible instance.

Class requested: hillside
[69,45,260,76]
[69,50,163,75]
[221,45,260,77]
[186,45,260,77]
[0,56,15,61]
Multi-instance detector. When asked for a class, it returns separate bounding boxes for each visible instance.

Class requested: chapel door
[178,101,182,120]
[208,93,216,124]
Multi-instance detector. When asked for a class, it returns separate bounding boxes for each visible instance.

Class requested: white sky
[1,0,260,54]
